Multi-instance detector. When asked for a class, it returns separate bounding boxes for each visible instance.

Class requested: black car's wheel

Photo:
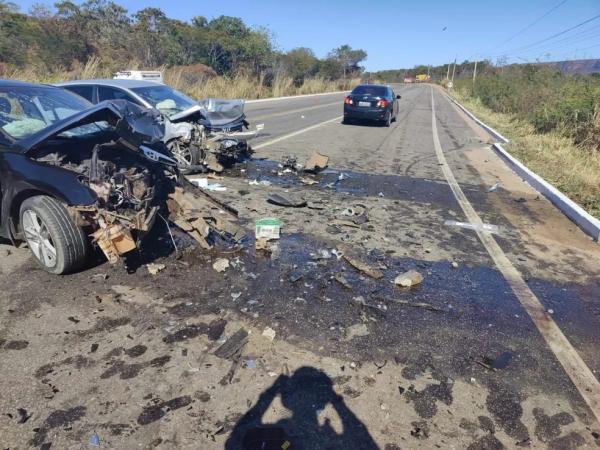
[342,117,350,125]
[168,139,199,168]
[20,196,89,274]
[384,113,392,127]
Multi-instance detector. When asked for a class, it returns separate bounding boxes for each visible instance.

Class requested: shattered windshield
[0,86,93,140]
[131,85,196,116]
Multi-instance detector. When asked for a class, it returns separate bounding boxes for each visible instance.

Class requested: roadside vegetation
[0,0,366,98]
[452,65,600,218]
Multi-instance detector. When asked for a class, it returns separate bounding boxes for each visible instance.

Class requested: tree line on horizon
[0,0,368,84]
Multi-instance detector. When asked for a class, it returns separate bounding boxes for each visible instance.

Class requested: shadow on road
[225,366,378,450]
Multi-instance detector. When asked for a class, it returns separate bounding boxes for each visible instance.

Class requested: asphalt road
[1,84,599,449]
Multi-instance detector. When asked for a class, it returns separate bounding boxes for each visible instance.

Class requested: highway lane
[1,84,599,448]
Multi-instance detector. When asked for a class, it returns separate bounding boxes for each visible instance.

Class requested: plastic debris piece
[90,433,100,447]
[231,292,242,300]
[146,263,165,275]
[256,218,282,239]
[191,178,227,191]
[245,359,256,369]
[486,182,500,192]
[444,220,499,234]
[213,258,230,272]
[304,152,329,172]
[394,270,423,287]
[262,327,276,341]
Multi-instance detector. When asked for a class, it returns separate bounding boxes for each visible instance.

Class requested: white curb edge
[447,92,600,241]
[246,90,350,104]
[446,95,510,144]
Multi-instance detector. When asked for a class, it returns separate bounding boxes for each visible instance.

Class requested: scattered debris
[256,218,282,240]
[299,177,319,185]
[244,359,257,369]
[304,152,329,172]
[338,245,384,279]
[191,178,227,191]
[262,327,276,341]
[445,220,499,234]
[17,408,31,424]
[89,433,101,447]
[328,219,360,229]
[146,263,165,275]
[213,258,230,273]
[394,270,423,287]
[391,299,444,312]
[344,323,370,341]
[267,193,307,208]
[486,182,500,192]
[249,179,272,187]
[335,273,353,290]
[451,261,459,269]
[289,270,304,283]
[214,329,248,359]
[281,155,299,171]
[513,197,527,203]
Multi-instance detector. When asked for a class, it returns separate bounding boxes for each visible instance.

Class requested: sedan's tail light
[344,96,354,105]
[376,99,389,108]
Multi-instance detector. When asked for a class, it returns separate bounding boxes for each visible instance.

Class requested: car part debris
[444,220,499,234]
[328,219,360,229]
[394,270,423,287]
[337,245,384,279]
[281,155,299,172]
[214,328,248,359]
[256,218,282,239]
[267,193,307,208]
[304,151,329,172]
[212,258,230,272]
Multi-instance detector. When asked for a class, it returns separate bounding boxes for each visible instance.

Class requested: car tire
[384,113,391,127]
[342,117,350,125]
[20,196,89,274]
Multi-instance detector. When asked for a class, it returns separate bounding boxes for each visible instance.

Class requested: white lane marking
[250,101,341,121]
[246,91,349,104]
[430,87,600,424]
[253,116,343,150]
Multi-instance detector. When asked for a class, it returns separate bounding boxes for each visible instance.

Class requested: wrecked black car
[0,80,242,274]
[57,79,262,172]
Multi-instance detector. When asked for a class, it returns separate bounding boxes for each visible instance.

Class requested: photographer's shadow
[225,366,379,450]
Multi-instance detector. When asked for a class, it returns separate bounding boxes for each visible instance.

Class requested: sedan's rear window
[351,85,388,96]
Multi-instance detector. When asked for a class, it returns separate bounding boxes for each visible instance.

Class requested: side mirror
[396,95,402,99]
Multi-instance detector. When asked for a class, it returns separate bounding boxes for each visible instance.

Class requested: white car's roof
[56,79,163,89]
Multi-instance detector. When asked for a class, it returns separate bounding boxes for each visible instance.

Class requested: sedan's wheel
[20,196,89,274]
[168,140,198,167]
[384,113,391,127]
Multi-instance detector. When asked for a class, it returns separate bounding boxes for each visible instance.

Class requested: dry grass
[2,59,358,99]
[453,89,600,219]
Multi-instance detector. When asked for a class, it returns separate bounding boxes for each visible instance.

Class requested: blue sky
[13,0,600,70]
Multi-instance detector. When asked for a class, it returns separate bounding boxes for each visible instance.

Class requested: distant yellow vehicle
[416,74,430,82]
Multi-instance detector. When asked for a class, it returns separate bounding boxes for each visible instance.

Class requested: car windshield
[351,85,387,96]
[0,86,96,140]
[131,85,196,116]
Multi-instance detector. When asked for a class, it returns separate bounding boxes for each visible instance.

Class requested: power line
[499,12,600,56]
[492,0,568,51]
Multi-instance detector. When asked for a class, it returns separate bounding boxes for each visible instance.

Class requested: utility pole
[451,58,457,84]
[446,63,450,80]
[472,60,478,85]
[427,65,430,79]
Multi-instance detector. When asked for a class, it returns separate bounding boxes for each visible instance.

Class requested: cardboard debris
[262,326,276,341]
[304,152,329,172]
[337,245,384,279]
[91,223,137,264]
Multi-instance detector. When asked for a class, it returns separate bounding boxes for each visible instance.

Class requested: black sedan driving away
[343,84,400,126]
